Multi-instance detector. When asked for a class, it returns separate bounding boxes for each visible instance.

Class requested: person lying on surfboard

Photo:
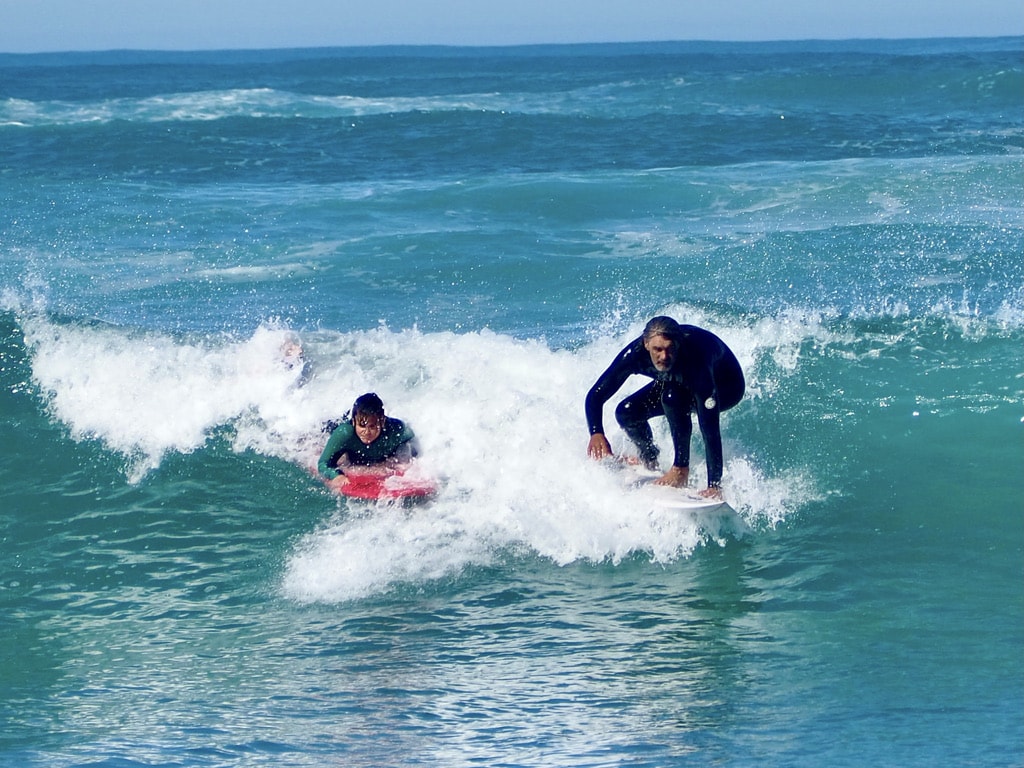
[585,316,744,499]
[317,392,419,493]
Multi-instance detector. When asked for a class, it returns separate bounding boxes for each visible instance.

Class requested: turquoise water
[1,39,1022,766]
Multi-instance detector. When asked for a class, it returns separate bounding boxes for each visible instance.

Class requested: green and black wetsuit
[317,417,416,480]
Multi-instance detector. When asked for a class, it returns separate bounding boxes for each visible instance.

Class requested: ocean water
[1,38,1022,767]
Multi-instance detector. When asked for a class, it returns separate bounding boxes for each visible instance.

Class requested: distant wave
[0,81,788,126]
[1,87,612,126]
[5,54,1021,127]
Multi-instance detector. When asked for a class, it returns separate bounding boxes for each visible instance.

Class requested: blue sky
[1,0,1022,53]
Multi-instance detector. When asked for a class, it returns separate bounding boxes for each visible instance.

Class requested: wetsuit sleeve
[585,340,642,435]
[317,423,353,479]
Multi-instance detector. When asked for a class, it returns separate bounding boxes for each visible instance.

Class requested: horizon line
[2,33,1022,58]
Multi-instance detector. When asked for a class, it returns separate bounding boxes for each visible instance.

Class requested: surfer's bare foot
[654,466,689,487]
[699,486,724,500]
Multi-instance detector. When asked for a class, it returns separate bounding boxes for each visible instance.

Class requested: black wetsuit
[585,325,744,488]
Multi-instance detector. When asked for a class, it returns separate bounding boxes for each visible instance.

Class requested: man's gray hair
[642,316,682,341]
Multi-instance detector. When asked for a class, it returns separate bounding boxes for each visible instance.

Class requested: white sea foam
[21,319,311,481]
[0,88,575,127]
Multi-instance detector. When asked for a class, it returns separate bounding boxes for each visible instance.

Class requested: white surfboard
[616,461,734,511]
[640,482,732,511]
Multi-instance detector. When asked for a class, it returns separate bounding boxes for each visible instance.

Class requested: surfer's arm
[319,446,353,491]
[323,455,356,489]
[585,340,640,452]
[584,378,616,436]
[317,427,349,479]
[585,376,621,460]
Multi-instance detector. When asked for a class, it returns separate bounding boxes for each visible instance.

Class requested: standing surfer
[585,316,744,498]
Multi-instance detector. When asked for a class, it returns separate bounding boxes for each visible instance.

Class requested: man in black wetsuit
[585,316,744,498]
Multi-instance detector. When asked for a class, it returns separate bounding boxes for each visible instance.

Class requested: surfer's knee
[615,396,647,428]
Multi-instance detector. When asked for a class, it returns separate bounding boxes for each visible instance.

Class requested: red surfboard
[336,471,437,501]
